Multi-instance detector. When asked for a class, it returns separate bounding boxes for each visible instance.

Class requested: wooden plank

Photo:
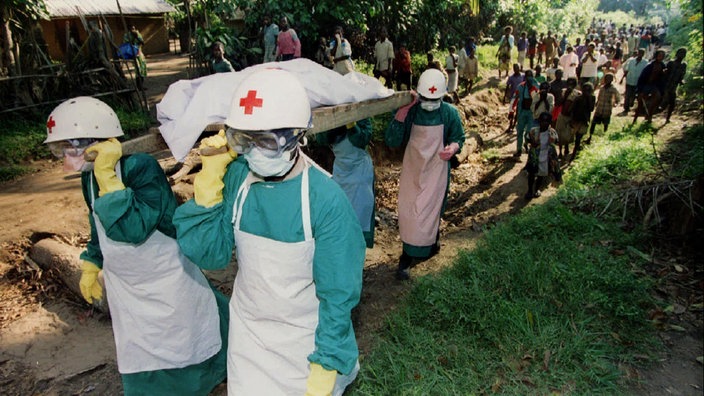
[85,129,167,160]
[204,91,414,135]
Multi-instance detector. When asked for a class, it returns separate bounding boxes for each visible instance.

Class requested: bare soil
[0,52,701,395]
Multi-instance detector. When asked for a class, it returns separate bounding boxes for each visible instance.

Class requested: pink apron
[398,124,448,247]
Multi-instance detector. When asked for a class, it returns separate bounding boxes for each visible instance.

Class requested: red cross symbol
[46,116,56,134]
[239,90,263,115]
[428,85,438,94]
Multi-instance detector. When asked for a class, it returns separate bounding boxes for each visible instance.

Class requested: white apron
[398,124,448,247]
[228,164,358,395]
[332,137,375,232]
[91,165,221,374]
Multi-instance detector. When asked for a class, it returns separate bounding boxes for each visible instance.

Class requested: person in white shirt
[579,43,599,86]
[559,46,579,79]
[373,27,394,88]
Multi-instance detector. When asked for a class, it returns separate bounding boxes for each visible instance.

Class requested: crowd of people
[498,20,687,199]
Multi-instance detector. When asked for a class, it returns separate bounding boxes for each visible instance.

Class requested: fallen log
[29,238,109,313]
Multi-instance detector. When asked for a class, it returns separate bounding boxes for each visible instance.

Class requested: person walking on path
[579,43,599,86]
[620,48,648,115]
[543,31,558,68]
[373,28,395,88]
[321,119,376,248]
[510,69,539,156]
[570,81,596,160]
[260,16,279,63]
[497,26,515,78]
[210,41,234,73]
[528,31,538,69]
[173,69,365,395]
[44,96,229,396]
[445,46,460,101]
[587,73,620,144]
[555,77,580,159]
[517,32,528,70]
[524,112,561,201]
[559,46,579,80]
[275,16,301,61]
[394,43,413,90]
[660,47,688,123]
[330,26,355,75]
[633,49,667,123]
[385,68,465,280]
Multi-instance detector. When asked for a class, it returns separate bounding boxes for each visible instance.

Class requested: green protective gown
[385,102,465,257]
[173,156,365,376]
[79,153,228,396]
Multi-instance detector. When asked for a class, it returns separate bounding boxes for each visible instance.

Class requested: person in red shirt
[393,43,412,90]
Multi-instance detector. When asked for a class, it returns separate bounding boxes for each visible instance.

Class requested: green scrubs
[173,157,365,375]
[79,153,228,396]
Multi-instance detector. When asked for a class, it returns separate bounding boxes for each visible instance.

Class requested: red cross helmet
[225,69,312,131]
[44,96,124,143]
[417,68,447,99]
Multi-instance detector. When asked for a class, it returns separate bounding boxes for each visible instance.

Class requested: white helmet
[44,96,124,143]
[417,69,447,99]
[224,68,312,131]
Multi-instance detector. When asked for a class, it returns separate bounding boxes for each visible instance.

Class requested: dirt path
[0,53,701,395]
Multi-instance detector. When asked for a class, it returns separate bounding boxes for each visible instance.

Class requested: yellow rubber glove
[194,130,236,207]
[345,122,356,129]
[79,260,103,304]
[305,363,337,396]
[85,138,125,196]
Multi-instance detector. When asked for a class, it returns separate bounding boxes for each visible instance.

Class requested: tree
[0,0,47,76]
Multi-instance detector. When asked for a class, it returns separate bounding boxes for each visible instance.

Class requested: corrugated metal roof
[46,0,176,17]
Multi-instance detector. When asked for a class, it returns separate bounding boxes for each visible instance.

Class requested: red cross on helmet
[417,69,447,100]
[225,69,312,131]
[44,96,124,143]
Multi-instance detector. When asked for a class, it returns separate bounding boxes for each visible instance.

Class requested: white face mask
[420,100,441,112]
[63,149,94,172]
[244,146,297,177]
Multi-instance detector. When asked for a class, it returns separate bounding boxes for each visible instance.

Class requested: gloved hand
[345,122,356,129]
[305,363,337,396]
[438,142,460,161]
[79,260,103,304]
[194,130,236,207]
[394,92,418,122]
[85,138,125,196]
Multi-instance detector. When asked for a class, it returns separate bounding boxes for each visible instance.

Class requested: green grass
[349,119,704,395]
[351,200,657,395]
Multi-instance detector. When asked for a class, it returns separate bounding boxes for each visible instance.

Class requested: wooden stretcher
[105,91,414,159]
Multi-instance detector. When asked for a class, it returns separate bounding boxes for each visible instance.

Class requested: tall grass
[348,119,704,395]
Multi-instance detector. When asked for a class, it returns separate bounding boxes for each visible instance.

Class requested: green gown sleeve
[346,118,372,149]
[442,104,465,149]
[92,154,178,244]
[79,172,103,268]
[173,159,247,270]
[385,105,417,148]
[306,171,365,376]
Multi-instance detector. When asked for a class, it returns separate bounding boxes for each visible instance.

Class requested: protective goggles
[47,138,97,158]
[225,128,305,158]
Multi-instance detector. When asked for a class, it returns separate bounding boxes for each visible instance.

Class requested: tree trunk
[1,8,17,76]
